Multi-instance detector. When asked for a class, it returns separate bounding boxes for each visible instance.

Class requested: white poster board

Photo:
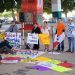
[27,33,38,44]
[5,32,21,48]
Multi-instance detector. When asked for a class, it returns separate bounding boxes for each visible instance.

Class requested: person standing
[66,18,75,53]
[56,18,65,52]
[6,21,18,32]
[32,23,41,50]
[41,21,51,52]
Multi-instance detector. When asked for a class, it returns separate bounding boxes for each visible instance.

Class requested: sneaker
[56,49,60,52]
[66,50,71,52]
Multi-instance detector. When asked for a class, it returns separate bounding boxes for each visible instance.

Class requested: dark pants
[57,41,64,51]
[0,40,12,49]
[33,41,39,50]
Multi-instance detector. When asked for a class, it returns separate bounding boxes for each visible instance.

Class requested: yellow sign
[39,34,50,45]
[0,32,5,41]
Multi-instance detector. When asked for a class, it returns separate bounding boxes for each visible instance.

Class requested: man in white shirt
[66,18,75,53]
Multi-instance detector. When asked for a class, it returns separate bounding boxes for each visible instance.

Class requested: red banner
[21,0,43,13]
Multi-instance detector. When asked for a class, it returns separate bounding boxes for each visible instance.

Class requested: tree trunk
[64,11,68,18]
[16,9,21,21]
[11,9,16,21]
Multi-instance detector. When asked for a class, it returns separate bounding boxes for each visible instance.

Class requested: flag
[53,32,65,48]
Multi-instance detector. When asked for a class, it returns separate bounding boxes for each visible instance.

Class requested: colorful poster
[39,34,50,45]
[5,32,21,48]
[27,33,38,44]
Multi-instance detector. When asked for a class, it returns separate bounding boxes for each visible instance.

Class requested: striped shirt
[66,23,75,37]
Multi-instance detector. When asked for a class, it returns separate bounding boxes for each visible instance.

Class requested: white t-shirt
[41,27,51,35]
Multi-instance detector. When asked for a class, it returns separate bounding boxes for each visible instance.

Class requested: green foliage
[0,0,4,12]
[4,0,15,11]
[44,0,51,13]
[0,0,75,14]
[62,0,75,12]
[15,0,21,9]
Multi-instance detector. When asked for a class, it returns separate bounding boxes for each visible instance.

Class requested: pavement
[0,23,75,75]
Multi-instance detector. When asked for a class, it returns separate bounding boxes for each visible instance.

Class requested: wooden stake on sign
[22,22,25,48]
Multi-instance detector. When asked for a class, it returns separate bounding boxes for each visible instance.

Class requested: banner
[5,32,21,48]
[27,33,38,44]
[53,32,65,48]
[39,34,50,45]
[21,0,43,13]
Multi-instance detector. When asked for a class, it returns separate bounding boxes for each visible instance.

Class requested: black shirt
[32,27,41,34]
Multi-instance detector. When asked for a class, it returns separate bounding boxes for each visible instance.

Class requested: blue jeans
[68,37,75,52]
[0,40,12,49]
[57,41,64,51]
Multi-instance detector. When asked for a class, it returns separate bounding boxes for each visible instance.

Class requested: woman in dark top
[32,23,41,50]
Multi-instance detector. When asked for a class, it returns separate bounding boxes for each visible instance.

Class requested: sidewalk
[0,23,75,75]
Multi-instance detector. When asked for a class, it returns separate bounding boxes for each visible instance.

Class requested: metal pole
[51,26,54,54]
[22,22,25,49]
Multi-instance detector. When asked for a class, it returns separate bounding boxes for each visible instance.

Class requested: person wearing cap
[66,18,75,53]
[56,18,65,52]
[32,23,41,50]
[41,21,51,52]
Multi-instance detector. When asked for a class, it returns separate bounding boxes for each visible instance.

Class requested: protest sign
[27,33,38,44]
[5,32,21,48]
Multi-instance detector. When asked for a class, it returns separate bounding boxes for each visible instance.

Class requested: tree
[44,0,51,13]
[0,0,75,18]
[61,0,75,17]
[0,0,5,12]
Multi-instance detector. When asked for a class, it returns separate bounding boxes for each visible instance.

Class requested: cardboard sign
[27,33,38,44]
[5,32,21,48]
